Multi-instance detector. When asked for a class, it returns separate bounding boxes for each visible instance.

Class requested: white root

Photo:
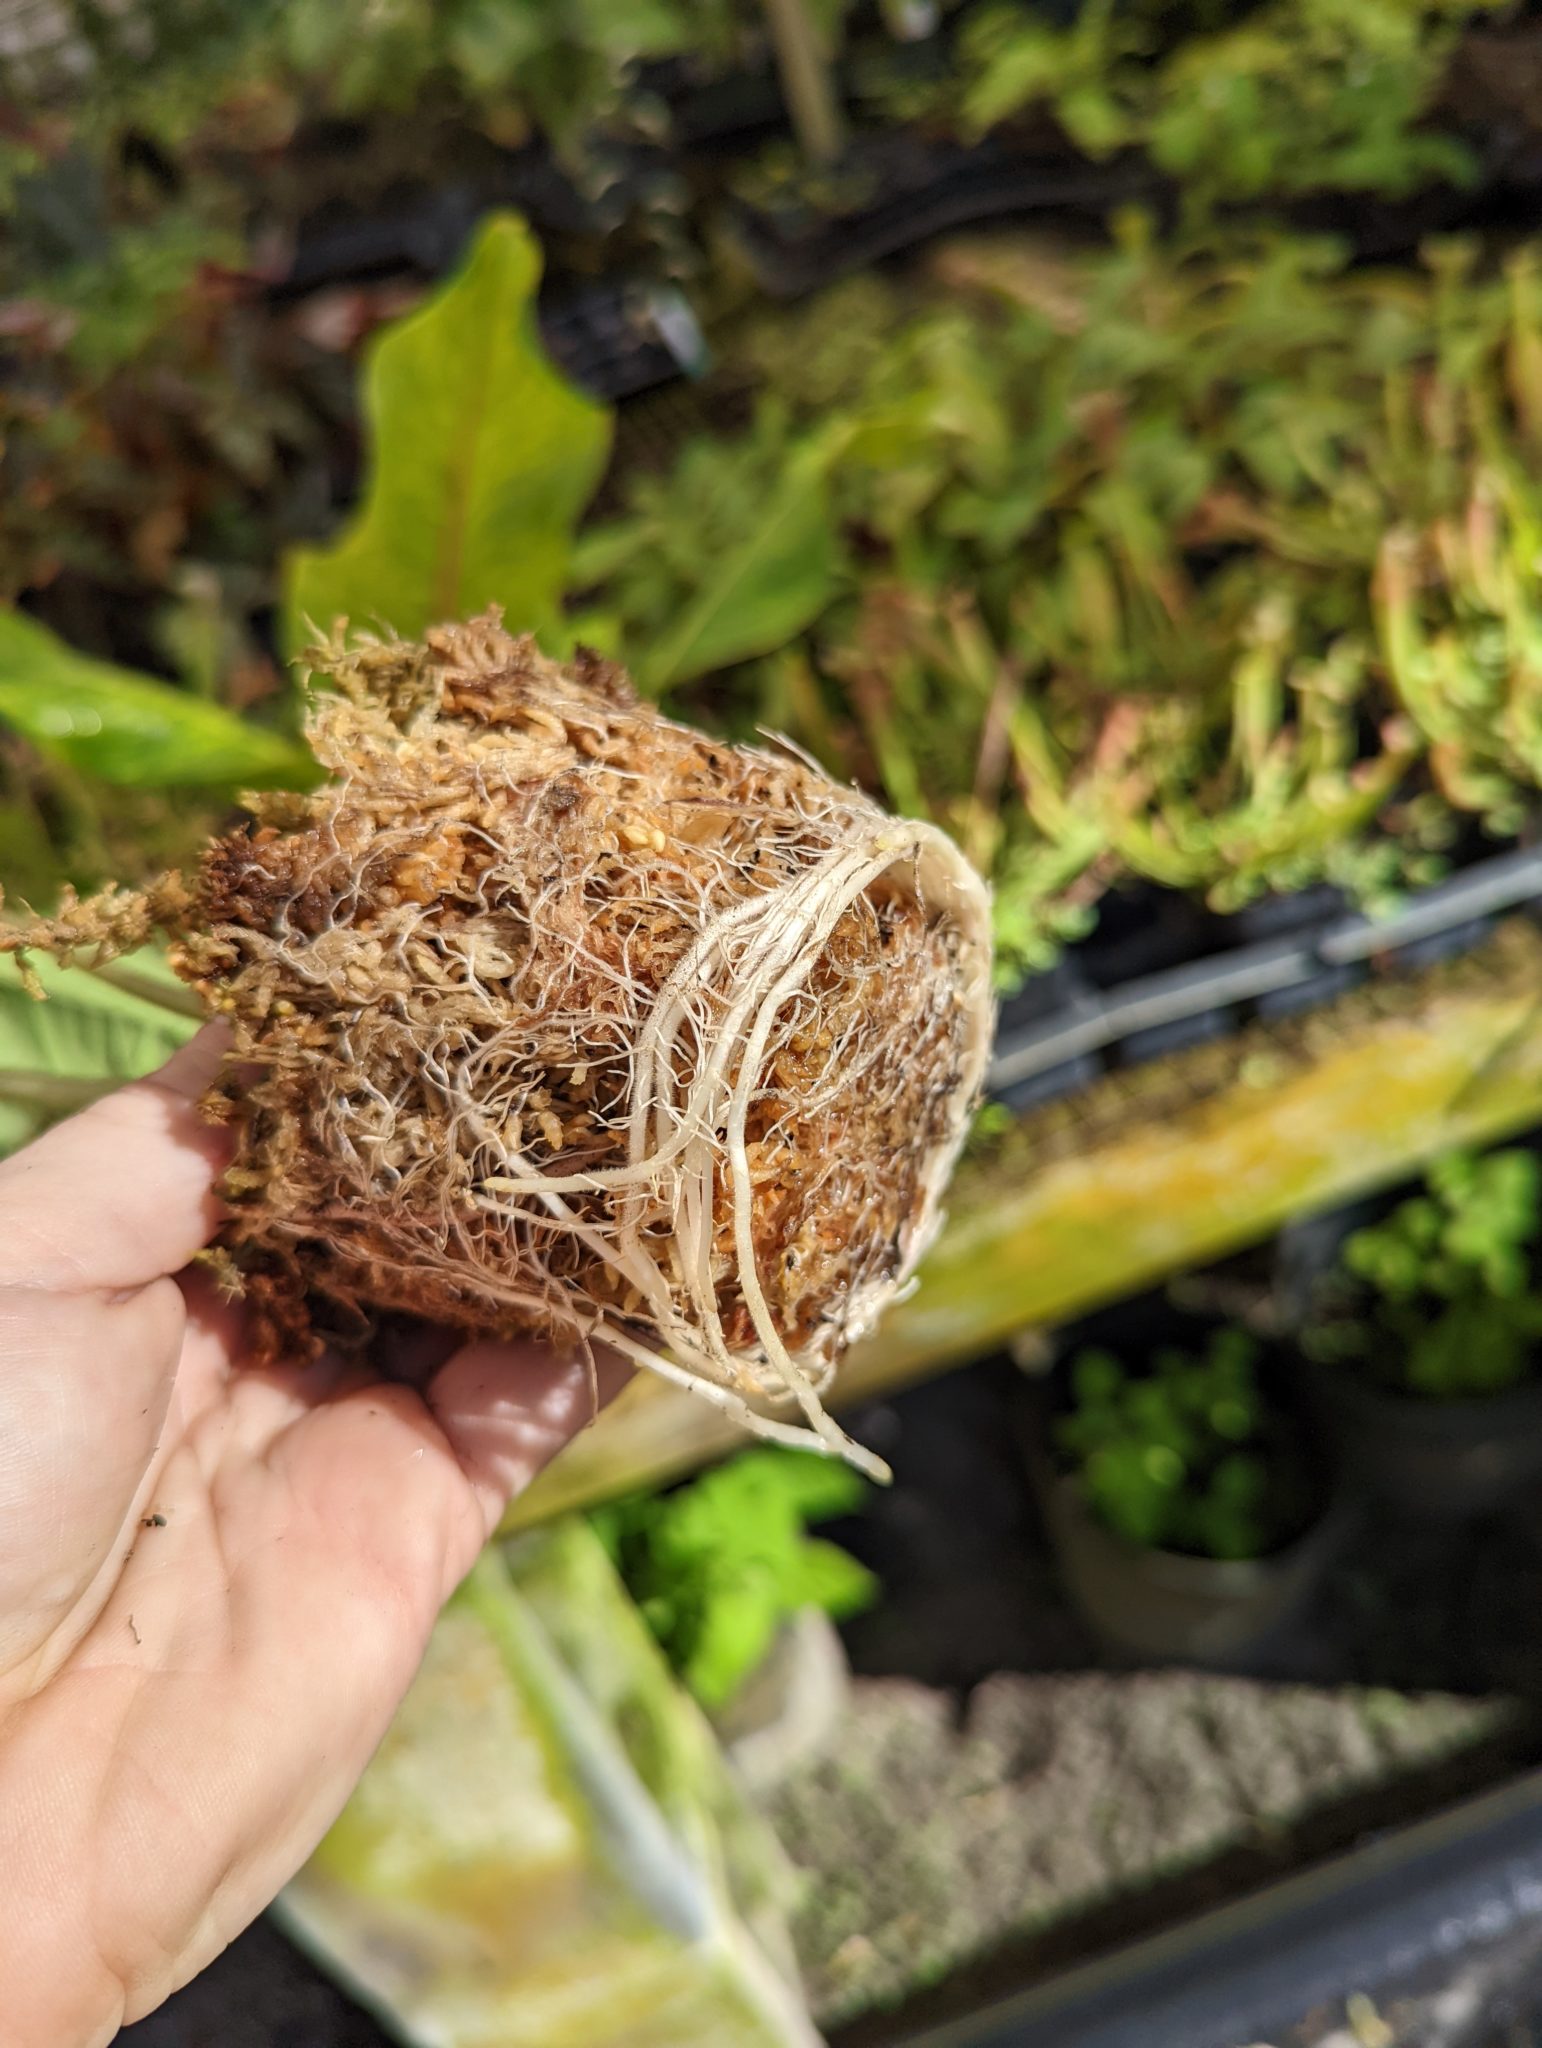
[473,818,993,1480]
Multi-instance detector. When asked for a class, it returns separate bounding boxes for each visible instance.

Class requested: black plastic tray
[989,842,1542,1113]
[906,1765,1542,2048]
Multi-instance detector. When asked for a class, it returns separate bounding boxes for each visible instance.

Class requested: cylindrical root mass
[4,615,994,1476]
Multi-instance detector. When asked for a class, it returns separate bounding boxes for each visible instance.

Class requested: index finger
[0,1024,234,1293]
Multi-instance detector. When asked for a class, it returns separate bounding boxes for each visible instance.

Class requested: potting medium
[1,613,994,1479]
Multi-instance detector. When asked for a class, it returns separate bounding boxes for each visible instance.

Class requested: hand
[0,1027,625,2046]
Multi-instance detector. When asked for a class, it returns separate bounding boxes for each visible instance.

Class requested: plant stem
[760,0,846,166]
[88,959,205,1018]
[0,1069,113,1113]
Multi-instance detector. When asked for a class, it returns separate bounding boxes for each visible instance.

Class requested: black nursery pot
[1031,1456,1349,1666]
[1276,1194,1542,1522]
[1301,1359,1542,1521]
[1020,1306,1347,1667]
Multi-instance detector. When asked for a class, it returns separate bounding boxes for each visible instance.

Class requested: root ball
[9,614,994,1475]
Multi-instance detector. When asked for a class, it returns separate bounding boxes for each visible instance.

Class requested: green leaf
[707,1446,868,1524]
[567,516,650,590]
[586,1445,877,1705]
[680,1576,782,1712]
[787,1538,880,1621]
[284,214,612,653]
[636,432,842,692]
[0,948,197,1157]
[0,611,313,789]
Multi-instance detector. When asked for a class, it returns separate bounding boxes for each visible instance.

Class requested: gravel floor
[772,1672,1513,2030]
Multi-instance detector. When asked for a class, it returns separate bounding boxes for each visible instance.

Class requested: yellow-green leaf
[0,948,197,1156]
[637,432,842,693]
[0,611,312,789]
[283,214,612,653]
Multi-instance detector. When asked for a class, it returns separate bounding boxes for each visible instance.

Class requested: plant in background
[0,945,196,1157]
[924,0,1502,214]
[0,0,745,172]
[1054,1328,1311,1561]
[0,0,748,916]
[0,211,617,1165]
[0,65,332,926]
[565,399,843,698]
[1375,387,1542,843]
[1145,0,1487,212]
[579,224,1542,988]
[0,149,309,612]
[276,0,752,167]
[1310,1148,1542,1397]
[955,0,1148,156]
[0,210,605,925]
[591,1449,878,1711]
[0,606,314,926]
[284,215,612,651]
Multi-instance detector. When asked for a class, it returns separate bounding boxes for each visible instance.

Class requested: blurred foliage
[0,944,195,1154]
[601,417,851,692]
[1055,1326,1312,1561]
[0,161,321,613]
[579,227,1542,984]
[0,0,745,166]
[876,0,1501,213]
[1,0,1506,204]
[0,0,768,918]
[0,609,311,788]
[275,0,731,153]
[0,0,728,779]
[1308,1147,1542,1397]
[0,0,1536,995]
[285,215,611,651]
[590,1448,877,1711]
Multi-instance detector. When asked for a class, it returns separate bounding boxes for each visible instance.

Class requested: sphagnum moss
[2,614,994,1479]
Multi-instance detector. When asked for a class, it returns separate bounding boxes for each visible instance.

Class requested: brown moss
[3,613,993,1475]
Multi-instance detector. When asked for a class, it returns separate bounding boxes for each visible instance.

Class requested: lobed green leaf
[0,611,312,789]
[283,214,612,653]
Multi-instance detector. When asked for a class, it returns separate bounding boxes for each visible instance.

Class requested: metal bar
[904,1765,1542,2048]
[988,846,1542,1094]
[988,944,1313,1092]
[1320,843,1542,965]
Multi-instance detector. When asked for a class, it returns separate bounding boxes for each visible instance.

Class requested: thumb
[0,1023,232,1295]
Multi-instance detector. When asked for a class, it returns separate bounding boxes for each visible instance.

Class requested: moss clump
[3,613,993,1477]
